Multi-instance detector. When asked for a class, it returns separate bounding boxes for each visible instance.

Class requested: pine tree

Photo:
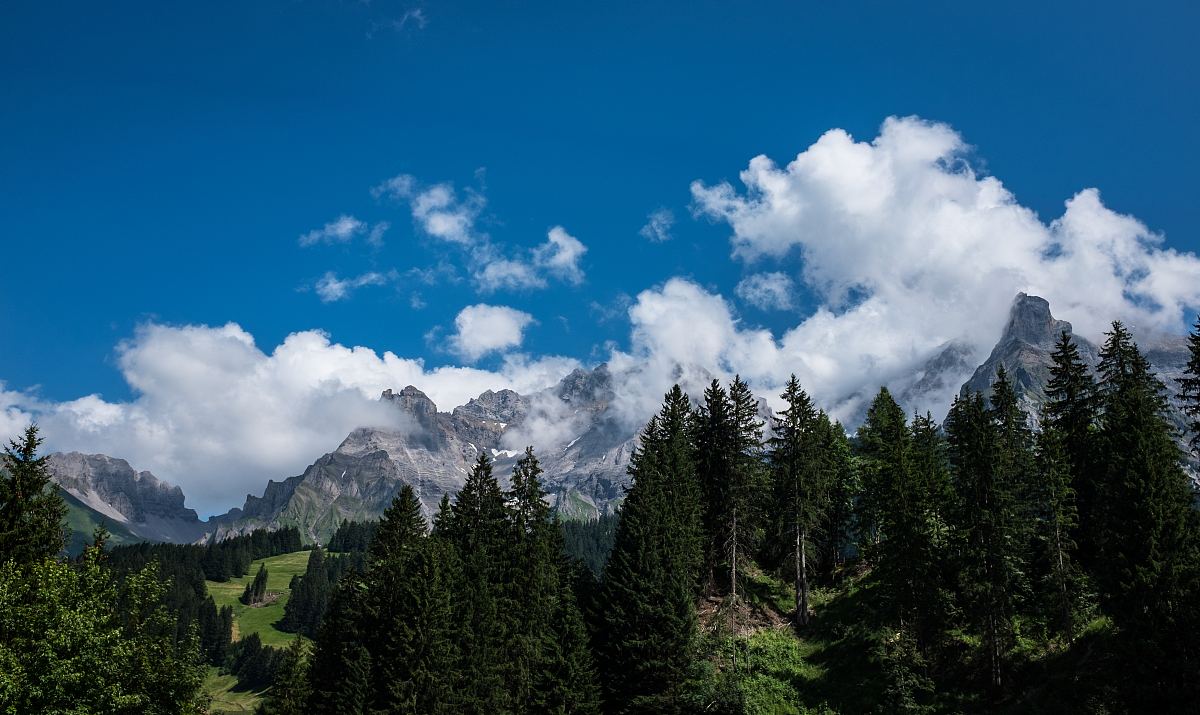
[441,453,514,712]
[1044,331,1100,561]
[242,563,269,605]
[815,418,858,585]
[257,637,310,715]
[695,378,734,584]
[1031,423,1087,640]
[0,424,67,564]
[598,385,702,714]
[767,375,825,626]
[946,384,1025,693]
[1091,322,1200,698]
[1177,315,1200,452]
[369,484,426,566]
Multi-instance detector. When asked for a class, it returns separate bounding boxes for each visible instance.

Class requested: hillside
[205,550,312,648]
[61,488,141,555]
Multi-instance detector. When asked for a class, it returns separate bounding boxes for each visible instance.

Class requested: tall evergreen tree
[1044,331,1100,561]
[0,424,67,564]
[946,382,1026,693]
[1177,315,1200,452]
[241,563,269,606]
[598,385,702,714]
[441,453,514,712]
[815,418,858,585]
[1031,423,1088,640]
[1091,322,1200,698]
[767,375,825,626]
[257,637,311,715]
[369,484,426,566]
[856,388,909,560]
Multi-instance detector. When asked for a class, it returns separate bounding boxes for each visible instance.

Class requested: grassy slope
[202,668,265,714]
[61,488,141,555]
[708,565,1121,715]
[206,550,311,648]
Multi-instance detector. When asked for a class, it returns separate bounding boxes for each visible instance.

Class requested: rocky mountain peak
[381,385,439,431]
[452,389,528,424]
[555,364,614,407]
[1004,293,1074,348]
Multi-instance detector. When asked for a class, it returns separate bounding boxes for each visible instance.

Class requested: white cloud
[375,174,587,292]
[533,226,587,285]
[670,114,1200,421]
[299,215,367,247]
[314,271,391,302]
[2,322,577,516]
[736,272,794,311]
[448,304,536,361]
[476,260,546,292]
[374,175,484,246]
[639,208,675,242]
[13,115,1200,519]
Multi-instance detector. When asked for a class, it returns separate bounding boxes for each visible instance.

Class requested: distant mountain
[959,293,1194,451]
[210,366,637,543]
[46,452,209,545]
[47,293,1196,547]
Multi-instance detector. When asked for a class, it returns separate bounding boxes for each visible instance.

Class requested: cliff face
[45,452,208,543]
[959,293,1192,447]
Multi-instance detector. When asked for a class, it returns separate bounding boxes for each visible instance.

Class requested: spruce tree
[815,418,858,585]
[1092,322,1200,698]
[767,375,825,626]
[694,378,734,585]
[257,637,311,715]
[1178,315,1200,452]
[441,453,514,712]
[946,386,1023,693]
[242,563,269,605]
[1031,423,1087,640]
[597,385,702,714]
[1044,331,1100,561]
[369,483,426,566]
[856,387,909,560]
[0,424,67,564]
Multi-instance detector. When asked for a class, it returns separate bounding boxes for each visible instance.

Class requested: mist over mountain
[50,292,1197,546]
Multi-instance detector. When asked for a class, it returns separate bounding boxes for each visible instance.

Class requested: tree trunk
[730,507,738,601]
[796,520,810,626]
[1054,520,1071,640]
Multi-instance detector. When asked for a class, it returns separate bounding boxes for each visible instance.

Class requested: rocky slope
[960,293,1192,442]
[45,452,209,543]
[210,366,637,543]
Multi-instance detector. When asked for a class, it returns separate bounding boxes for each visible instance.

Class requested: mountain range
[43,293,1196,546]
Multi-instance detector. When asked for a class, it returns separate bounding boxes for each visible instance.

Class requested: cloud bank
[6,116,1199,517]
[1,324,578,516]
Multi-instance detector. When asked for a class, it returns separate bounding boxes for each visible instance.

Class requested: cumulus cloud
[314,271,392,302]
[448,304,536,361]
[374,174,586,292]
[1,322,577,516]
[373,175,484,246]
[533,226,587,285]
[736,272,794,311]
[299,215,377,247]
[639,208,675,242]
[12,115,1200,518]
[673,114,1200,420]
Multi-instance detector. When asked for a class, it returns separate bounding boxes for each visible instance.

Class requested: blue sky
[3,1,1199,513]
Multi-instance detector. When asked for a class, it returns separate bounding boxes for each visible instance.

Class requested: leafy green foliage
[0,554,205,714]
